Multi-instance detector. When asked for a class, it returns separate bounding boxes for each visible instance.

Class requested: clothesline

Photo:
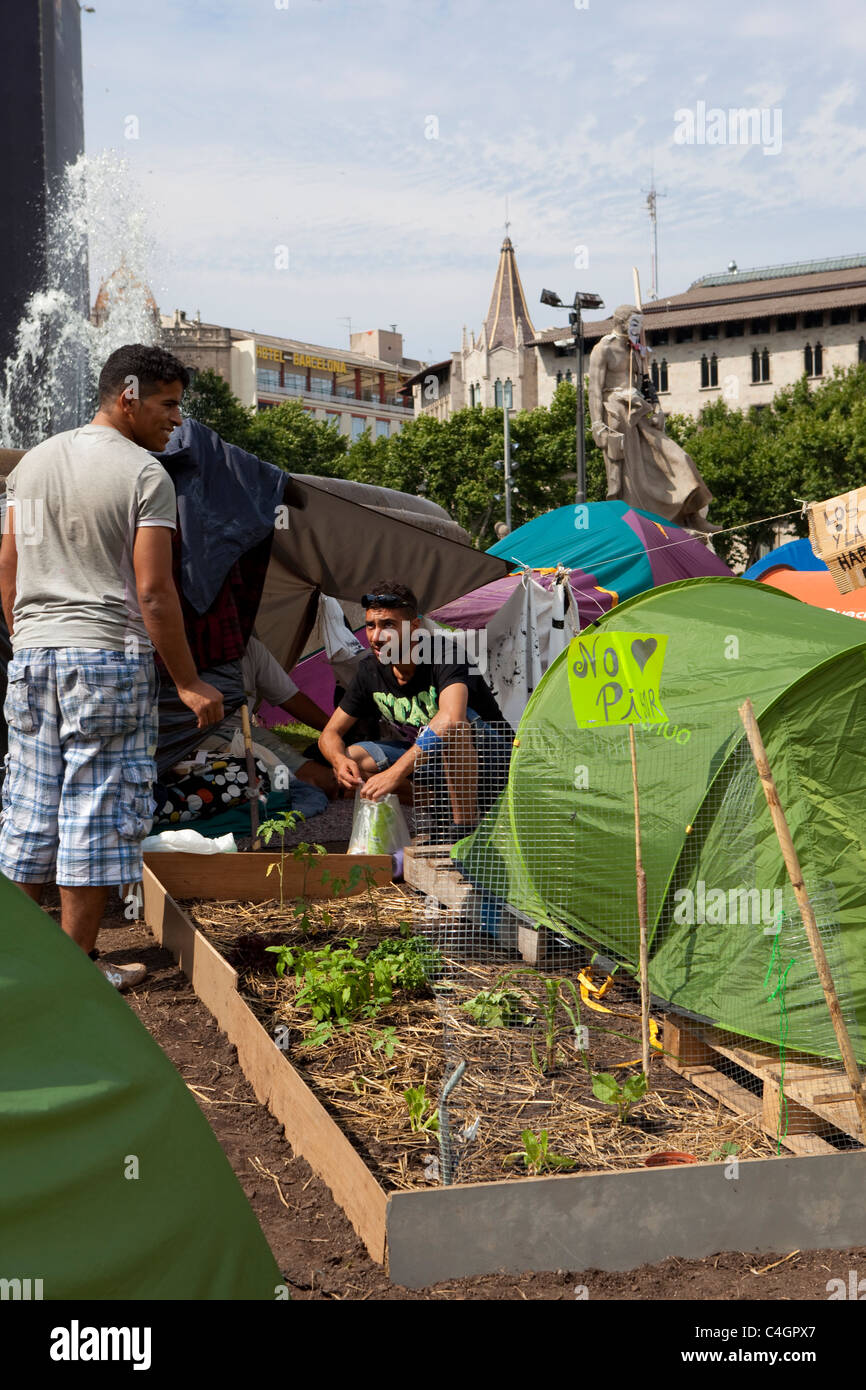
[504,506,805,581]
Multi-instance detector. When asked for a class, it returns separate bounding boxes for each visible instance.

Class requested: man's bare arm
[132,526,224,729]
[318,707,363,789]
[0,514,18,635]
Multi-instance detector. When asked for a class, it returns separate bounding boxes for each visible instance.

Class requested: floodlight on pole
[541,287,604,505]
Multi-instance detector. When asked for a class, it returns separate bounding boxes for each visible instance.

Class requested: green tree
[183,369,254,446]
[246,399,348,476]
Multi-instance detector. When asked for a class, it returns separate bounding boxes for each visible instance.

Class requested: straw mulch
[186,882,778,1191]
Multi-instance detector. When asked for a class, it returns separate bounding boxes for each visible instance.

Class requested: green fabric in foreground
[456,577,866,1063]
[0,875,282,1298]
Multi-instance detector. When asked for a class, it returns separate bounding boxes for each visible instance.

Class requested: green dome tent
[1,875,282,1299]
[457,576,866,1062]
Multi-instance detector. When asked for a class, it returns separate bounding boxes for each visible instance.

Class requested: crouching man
[0,344,224,990]
[318,581,503,837]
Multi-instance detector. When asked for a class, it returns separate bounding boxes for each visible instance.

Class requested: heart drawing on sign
[631,637,657,671]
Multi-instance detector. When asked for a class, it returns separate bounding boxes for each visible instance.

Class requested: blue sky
[81,0,866,362]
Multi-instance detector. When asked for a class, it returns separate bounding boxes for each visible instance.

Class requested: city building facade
[404,247,866,423]
[161,315,421,440]
[583,255,866,418]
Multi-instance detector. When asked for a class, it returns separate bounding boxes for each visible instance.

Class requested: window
[494,379,503,407]
[859,306,866,322]
[751,348,770,383]
[804,310,823,329]
[700,355,718,388]
[325,412,341,430]
[256,368,280,391]
[675,326,693,343]
[309,376,331,396]
[725,321,745,337]
[750,317,770,335]
[702,323,719,341]
[648,329,669,347]
[804,342,823,376]
[283,371,305,394]
[350,416,366,442]
[504,379,513,408]
[375,419,390,439]
[469,384,476,407]
[830,307,852,325]
[651,358,669,393]
[860,338,866,364]
[775,313,796,332]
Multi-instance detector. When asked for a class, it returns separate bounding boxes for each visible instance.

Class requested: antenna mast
[642,169,667,300]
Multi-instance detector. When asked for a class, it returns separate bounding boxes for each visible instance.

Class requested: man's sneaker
[96,959,147,992]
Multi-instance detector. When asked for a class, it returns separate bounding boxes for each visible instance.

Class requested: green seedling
[591,1070,648,1123]
[709,1141,740,1161]
[504,1129,574,1176]
[404,1084,439,1133]
[259,809,304,910]
[531,976,585,1075]
[265,933,440,1039]
[462,987,531,1028]
[368,1025,398,1061]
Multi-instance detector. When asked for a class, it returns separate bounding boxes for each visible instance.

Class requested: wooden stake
[629,723,651,1079]
[240,703,261,844]
[739,697,866,1138]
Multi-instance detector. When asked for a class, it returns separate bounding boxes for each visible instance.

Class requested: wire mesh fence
[407,717,866,1185]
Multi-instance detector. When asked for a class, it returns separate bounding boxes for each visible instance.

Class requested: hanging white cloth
[319,594,366,688]
[483,572,551,730]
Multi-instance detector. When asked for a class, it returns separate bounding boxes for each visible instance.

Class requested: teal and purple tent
[432,501,731,629]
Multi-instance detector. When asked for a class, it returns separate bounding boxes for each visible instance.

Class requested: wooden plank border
[143,850,390,904]
[141,863,389,1264]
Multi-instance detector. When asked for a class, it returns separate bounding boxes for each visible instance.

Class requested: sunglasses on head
[361,593,408,608]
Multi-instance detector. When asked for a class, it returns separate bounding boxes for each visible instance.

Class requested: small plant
[504,1129,574,1176]
[462,987,531,1028]
[259,809,304,910]
[368,1025,398,1061]
[591,1070,648,1123]
[320,864,363,899]
[366,935,441,991]
[265,933,440,1039]
[531,977,585,1075]
[404,1083,439,1133]
[709,1140,740,1161]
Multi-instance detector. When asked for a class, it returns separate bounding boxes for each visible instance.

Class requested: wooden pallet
[403,844,555,966]
[663,1017,863,1155]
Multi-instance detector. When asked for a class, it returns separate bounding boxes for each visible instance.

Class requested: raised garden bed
[141,855,866,1288]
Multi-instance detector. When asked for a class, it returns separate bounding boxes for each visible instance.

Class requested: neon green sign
[567,631,668,728]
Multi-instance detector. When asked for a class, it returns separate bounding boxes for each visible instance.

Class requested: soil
[82,891,866,1302]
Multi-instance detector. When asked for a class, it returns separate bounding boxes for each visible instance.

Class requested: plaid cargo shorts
[0,648,158,887]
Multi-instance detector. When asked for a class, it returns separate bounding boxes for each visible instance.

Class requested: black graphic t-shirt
[340,652,501,747]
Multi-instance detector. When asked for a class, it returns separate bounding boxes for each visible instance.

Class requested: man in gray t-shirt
[0,344,224,991]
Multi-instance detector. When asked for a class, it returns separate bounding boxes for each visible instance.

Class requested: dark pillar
[0,1,85,367]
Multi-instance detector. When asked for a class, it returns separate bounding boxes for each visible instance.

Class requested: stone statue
[588,304,717,533]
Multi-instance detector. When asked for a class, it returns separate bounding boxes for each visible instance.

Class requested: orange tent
[759,567,866,621]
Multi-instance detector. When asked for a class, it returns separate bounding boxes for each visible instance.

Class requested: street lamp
[540,287,604,505]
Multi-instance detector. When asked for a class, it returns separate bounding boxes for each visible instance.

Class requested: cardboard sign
[808,489,866,594]
[567,631,668,729]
